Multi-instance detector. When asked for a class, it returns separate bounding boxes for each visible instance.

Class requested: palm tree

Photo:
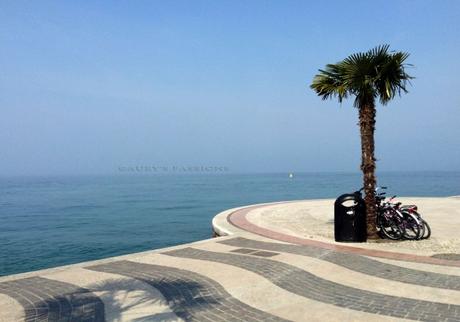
[310,45,413,239]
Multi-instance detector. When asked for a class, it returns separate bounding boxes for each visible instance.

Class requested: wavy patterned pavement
[87,260,287,322]
[163,247,460,321]
[219,237,460,291]
[0,200,459,321]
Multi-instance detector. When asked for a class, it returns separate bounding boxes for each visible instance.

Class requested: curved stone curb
[212,205,248,236]
[212,200,302,237]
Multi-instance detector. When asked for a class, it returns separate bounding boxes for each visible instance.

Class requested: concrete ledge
[212,200,304,237]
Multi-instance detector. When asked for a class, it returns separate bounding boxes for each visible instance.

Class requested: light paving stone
[0,294,24,321]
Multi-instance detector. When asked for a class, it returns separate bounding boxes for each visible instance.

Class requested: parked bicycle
[357,187,430,240]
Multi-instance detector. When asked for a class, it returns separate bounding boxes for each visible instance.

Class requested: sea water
[1,172,459,276]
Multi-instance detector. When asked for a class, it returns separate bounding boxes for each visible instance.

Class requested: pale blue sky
[0,0,459,175]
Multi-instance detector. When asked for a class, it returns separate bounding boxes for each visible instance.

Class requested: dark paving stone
[0,276,105,322]
[87,260,288,322]
[219,237,460,291]
[432,253,460,261]
[229,248,279,257]
[163,247,460,322]
[230,248,258,254]
[250,251,279,258]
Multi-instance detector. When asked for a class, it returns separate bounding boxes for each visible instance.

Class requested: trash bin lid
[341,200,358,207]
[335,193,360,207]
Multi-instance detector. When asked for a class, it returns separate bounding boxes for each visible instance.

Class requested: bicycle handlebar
[358,186,388,193]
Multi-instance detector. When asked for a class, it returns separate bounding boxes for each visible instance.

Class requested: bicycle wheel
[421,218,431,239]
[377,211,403,240]
[418,219,426,240]
[400,211,422,240]
[409,211,431,240]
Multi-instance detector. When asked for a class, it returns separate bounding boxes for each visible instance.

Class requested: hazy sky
[1,0,459,175]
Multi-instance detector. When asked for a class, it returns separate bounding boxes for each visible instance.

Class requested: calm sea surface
[1,172,459,276]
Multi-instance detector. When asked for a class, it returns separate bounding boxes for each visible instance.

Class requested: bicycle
[357,187,427,240]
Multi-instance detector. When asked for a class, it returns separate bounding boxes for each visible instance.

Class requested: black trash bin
[334,193,367,242]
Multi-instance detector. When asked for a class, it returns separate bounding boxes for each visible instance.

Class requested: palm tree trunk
[358,100,379,239]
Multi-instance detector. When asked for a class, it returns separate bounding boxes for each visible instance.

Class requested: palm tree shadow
[86,277,219,322]
[22,277,216,322]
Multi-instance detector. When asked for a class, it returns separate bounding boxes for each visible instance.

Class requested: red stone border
[228,203,460,268]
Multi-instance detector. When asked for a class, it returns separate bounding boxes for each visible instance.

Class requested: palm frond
[310,63,350,102]
[310,45,413,107]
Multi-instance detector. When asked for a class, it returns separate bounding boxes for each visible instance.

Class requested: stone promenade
[1,197,460,321]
